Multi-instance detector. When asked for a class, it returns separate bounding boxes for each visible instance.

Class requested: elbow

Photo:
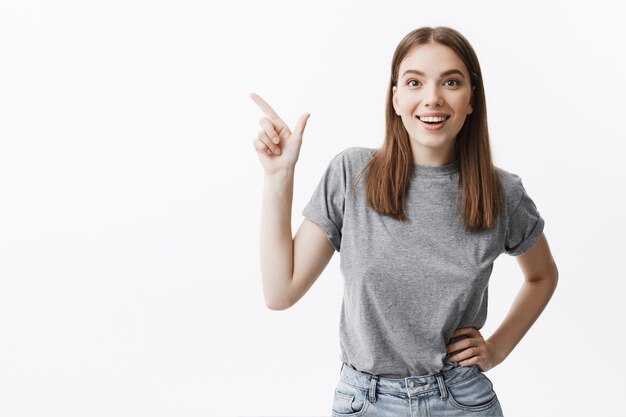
[262,276,295,310]
[526,260,559,286]
[265,301,292,311]
[543,263,559,292]
[264,295,293,311]
[549,258,559,285]
[553,262,559,286]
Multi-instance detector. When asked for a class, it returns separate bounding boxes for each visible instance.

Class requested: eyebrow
[401,69,465,79]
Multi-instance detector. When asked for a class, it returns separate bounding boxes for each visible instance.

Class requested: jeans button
[409,380,416,389]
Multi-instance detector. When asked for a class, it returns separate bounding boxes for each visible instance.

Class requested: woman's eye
[407,79,461,87]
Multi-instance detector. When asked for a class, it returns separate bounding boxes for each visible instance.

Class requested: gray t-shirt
[301,146,545,377]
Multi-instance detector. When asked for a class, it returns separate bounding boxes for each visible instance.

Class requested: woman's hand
[250,92,310,175]
[446,327,503,372]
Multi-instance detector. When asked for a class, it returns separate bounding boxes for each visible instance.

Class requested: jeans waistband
[339,362,481,403]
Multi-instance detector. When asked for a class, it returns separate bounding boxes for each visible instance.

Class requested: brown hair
[352,26,503,232]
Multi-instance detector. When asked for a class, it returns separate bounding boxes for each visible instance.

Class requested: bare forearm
[487,277,558,362]
[260,168,295,309]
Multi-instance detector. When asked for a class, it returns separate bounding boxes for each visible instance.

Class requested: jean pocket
[331,380,370,417]
[446,371,499,412]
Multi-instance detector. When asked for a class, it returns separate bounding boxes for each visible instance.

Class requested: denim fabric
[331,362,504,417]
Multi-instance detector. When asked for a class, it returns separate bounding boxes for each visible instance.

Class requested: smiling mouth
[415,116,450,131]
[416,115,451,124]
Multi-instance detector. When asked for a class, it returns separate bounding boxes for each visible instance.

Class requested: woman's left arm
[447,232,559,371]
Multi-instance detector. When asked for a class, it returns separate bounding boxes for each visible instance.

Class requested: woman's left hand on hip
[446,327,502,372]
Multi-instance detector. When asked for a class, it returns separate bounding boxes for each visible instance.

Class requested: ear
[392,86,399,116]
[468,86,474,115]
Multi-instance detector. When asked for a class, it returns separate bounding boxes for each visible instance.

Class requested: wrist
[486,337,510,365]
[264,166,295,178]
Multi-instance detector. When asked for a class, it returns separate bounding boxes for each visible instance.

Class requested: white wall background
[1,1,624,416]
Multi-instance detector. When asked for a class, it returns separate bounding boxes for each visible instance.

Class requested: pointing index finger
[250,92,283,123]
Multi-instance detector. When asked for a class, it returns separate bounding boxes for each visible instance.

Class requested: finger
[457,354,484,366]
[292,113,311,138]
[259,117,282,146]
[447,337,474,354]
[258,129,281,155]
[256,129,281,155]
[252,136,273,156]
[250,92,287,126]
[451,327,474,338]
[255,146,272,157]
[454,346,480,363]
[253,130,274,156]
[255,147,273,157]
[459,356,481,367]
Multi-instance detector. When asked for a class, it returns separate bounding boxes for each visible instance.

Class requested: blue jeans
[331,362,504,417]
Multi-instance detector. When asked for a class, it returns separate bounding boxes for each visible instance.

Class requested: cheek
[453,115,468,126]
[396,94,417,112]
[451,92,472,109]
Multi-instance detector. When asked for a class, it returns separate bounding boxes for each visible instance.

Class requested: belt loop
[368,375,379,403]
[435,373,448,401]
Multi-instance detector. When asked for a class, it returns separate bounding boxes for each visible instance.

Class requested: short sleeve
[301,150,347,252]
[505,179,545,256]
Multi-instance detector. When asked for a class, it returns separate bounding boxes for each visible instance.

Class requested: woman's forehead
[399,43,467,76]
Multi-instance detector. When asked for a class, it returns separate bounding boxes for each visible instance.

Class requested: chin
[411,135,452,148]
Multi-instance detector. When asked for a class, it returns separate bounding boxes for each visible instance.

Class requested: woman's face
[392,42,474,162]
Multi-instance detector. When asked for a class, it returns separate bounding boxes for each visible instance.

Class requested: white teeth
[419,116,448,122]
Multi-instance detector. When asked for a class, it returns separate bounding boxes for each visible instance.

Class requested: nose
[423,84,444,107]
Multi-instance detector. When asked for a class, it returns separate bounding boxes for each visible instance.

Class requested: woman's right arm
[260,169,335,310]
[251,93,335,310]
[260,168,295,310]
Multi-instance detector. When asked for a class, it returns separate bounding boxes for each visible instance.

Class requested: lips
[416,115,449,131]
[416,115,451,123]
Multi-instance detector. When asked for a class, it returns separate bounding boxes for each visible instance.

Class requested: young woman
[251,26,558,417]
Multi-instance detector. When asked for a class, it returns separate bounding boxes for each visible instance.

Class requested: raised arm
[251,93,335,310]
